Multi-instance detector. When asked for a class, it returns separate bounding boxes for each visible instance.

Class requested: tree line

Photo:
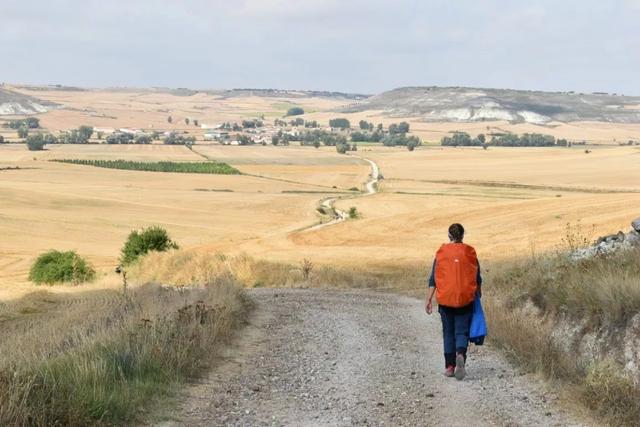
[441,132,569,147]
[51,159,240,174]
[351,120,421,150]
[274,118,319,128]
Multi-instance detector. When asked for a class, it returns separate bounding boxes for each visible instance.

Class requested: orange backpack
[435,243,479,308]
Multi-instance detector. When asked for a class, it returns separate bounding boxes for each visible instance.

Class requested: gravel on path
[154,289,590,427]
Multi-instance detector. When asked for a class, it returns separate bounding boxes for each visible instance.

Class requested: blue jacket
[469,297,487,345]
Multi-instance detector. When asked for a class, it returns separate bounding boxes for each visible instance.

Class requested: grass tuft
[130,250,425,291]
[0,280,245,425]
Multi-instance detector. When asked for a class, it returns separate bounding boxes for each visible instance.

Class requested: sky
[1,0,639,95]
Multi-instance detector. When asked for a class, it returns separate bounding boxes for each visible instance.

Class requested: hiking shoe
[454,353,466,380]
[444,366,455,377]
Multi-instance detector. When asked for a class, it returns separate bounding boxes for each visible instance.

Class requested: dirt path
[360,157,379,195]
[155,289,588,427]
[305,156,379,232]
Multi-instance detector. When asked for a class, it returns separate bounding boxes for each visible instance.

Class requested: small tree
[78,125,94,141]
[389,122,410,135]
[406,138,420,151]
[348,207,359,219]
[336,144,348,154]
[0,135,4,144]
[120,226,179,265]
[29,250,95,285]
[286,107,305,116]
[193,119,199,127]
[185,118,190,125]
[167,116,173,124]
[313,141,320,149]
[106,132,134,145]
[329,118,350,129]
[25,117,40,129]
[18,126,29,139]
[26,134,46,151]
[134,134,152,144]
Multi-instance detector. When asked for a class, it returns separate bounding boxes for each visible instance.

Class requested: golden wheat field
[244,146,639,266]
[1,87,640,300]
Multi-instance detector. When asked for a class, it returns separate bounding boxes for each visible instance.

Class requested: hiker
[425,223,482,380]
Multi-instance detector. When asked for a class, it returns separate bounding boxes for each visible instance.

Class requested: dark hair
[448,223,465,242]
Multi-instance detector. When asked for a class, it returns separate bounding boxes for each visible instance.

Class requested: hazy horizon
[2,0,639,95]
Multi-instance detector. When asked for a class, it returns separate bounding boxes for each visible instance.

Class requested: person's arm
[426,287,436,314]
[426,259,436,314]
[476,259,482,298]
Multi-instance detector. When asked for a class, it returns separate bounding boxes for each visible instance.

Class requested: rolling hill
[0,87,58,115]
[342,86,640,124]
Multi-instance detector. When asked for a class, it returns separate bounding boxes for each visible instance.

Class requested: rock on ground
[153,289,590,427]
[572,218,640,259]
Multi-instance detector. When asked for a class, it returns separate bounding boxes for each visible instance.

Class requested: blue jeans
[439,303,472,367]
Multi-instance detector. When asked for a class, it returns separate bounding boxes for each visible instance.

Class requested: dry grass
[131,249,425,291]
[3,143,638,300]
[0,277,246,425]
[484,247,640,425]
[0,145,364,294]
[487,248,640,325]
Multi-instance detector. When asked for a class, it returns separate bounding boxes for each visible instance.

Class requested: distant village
[1,106,425,152]
[91,116,341,146]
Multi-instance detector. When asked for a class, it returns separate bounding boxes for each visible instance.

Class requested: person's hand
[425,300,433,315]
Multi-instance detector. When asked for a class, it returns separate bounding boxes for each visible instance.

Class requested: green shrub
[121,226,179,265]
[285,107,304,116]
[26,135,44,151]
[329,118,350,129]
[348,207,359,219]
[29,250,96,285]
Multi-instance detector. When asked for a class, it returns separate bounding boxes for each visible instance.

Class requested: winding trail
[361,157,380,195]
[155,289,587,427]
[304,156,380,232]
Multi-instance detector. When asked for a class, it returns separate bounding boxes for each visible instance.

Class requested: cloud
[0,0,638,94]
